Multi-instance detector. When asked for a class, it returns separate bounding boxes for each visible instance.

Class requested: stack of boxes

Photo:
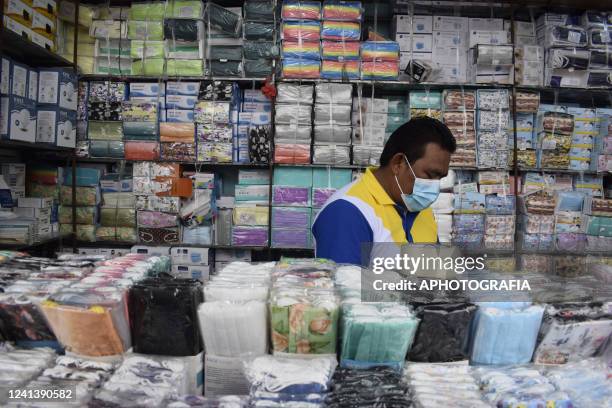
[431,16,469,83]
[351,95,395,166]
[164,1,205,77]
[480,171,515,250]
[128,2,165,76]
[537,105,574,169]
[537,13,590,88]
[467,18,512,84]
[86,81,126,158]
[242,0,277,77]
[1,163,26,205]
[584,196,612,252]
[273,83,313,164]
[98,173,136,243]
[271,167,310,248]
[171,246,210,282]
[133,161,188,245]
[280,1,322,79]
[181,171,216,246]
[236,88,272,164]
[313,83,352,165]
[124,82,164,160]
[59,167,101,242]
[360,41,400,80]
[0,58,37,144]
[320,1,362,80]
[4,0,57,51]
[205,4,243,77]
[162,81,198,161]
[583,11,612,87]
[514,91,540,169]
[10,197,53,244]
[232,169,269,247]
[568,107,598,171]
[452,171,485,250]
[512,21,544,86]
[91,9,130,75]
[394,15,433,72]
[36,68,77,148]
[443,89,477,168]
[409,90,441,120]
[476,89,510,169]
[597,108,612,172]
[195,82,233,163]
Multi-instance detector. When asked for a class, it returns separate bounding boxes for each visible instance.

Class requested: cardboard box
[468,30,510,48]
[393,14,433,34]
[166,81,200,96]
[38,68,77,110]
[131,245,171,256]
[27,68,38,102]
[396,33,432,52]
[171,263,210,281]
[3,15,32,40]
[30,30,54,51]
[1,163,26,187]
[11,61,28,98]
[18,197,53,208]
[166,108,193,122]
[514,35,537,46]
[33,0,58,17]
[36,107,75,147]
[2,95,37,142]
[172,246,210,264]
[165,94,197,110]
[32,9,55,35]
[433,31,469,49]
[1,57,11,94]
[469,18,504,31]
[10,186,26,202]
[4,0,33,23]
[13,206,51,221]
[129,82,165,97]
[512,21,536,37]
[433,16,468,32]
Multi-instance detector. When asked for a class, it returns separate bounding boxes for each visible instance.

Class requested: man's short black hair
[379,117,456,166]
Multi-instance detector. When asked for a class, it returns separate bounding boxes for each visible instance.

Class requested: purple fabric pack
[232,226,268,246]
[272,186,310,206]
[556,233,587,252]
[272,207,310,229]
[272,228,311,248]
[312,188,336,208]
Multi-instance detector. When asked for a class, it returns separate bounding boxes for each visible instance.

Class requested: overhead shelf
[0,140,75,153]
[79,74,268,82]
[0,28,74,67]
[0,233,71,251]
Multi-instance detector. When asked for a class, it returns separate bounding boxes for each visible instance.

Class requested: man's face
[391,143,451,205]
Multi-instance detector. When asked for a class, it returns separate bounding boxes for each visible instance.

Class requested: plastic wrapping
[233,206,269,226]
[206,2,242,37]
[164,19,203,42]
[95,227,137,242]
[209,45,243,61]
[125,141,160,160]
[321,21,360,41]
[282,20,321,42]
[270,287,339,355]
[321,40,360,61]
[322,1,362,21]
[231,226,268,247]
[312,144,351,165]
[545,359,611,407]
[248,123,272,163]
[314,104,351,126]
[273,186,310,206]
[469,302,544,365]
[160,123,195,142]
[60,186,98,206]
[282,41,321,60]
[275,104,313,125]
[408,303,476,363]
[198,300,267,357]
[276,83,314,104]
[360,41,399,61]
[128,20,163,41]
[361,61,399,80]
[282,58,320,79]
[281,1,321,20]
[244,0,276,21]
[327,366,409,408]
[244,41,279,59]
[210,60,243,77]
[138,227,180,245]
[88,121,123,140]
[58,205,97,224]
[244,21,275,41]
[197,142,233,163]
[340,303,418,366]
[129,277,203,356]
[321,60,360,79]
[161,142,197,161]
[244,59,274,77]
[272,207,311,229]
[272,228,311,248]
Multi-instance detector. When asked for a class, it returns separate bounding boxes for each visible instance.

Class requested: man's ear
[390,153,405,175]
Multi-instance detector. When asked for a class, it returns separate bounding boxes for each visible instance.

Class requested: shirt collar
[363,167,395,206]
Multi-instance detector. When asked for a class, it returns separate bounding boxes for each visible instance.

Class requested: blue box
[312,168,352,189]
[273,166,313,187]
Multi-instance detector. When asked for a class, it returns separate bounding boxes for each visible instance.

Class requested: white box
[28,69,38,102]
[11,61,28,98]
[352,97,389,114]
[214,248,251,262]
[3,16,32,40]
[536,13,569,29]
[352,126,386,146]
[172,246,210,264]
[130,96,165,109]
[56,108,76,147]
[14,207,52,221]
[352,112,387,128]
[234,184,269,202]
[238,169,270,185]
[30,30,54,51]
[97,248,129,258]
[469,30,510,48]
[393,15,433,34]
[11,186,26,202]
[38,68,77,110]
[516,60,543,86]
[396,33,432,52]
[171,264,210,281]
[545,69,588,88]
[18,197,53,208]
[165,94,197,109]
[166,108,194,122]
[166,81,199,96]
[1,163,26,187]
[1,57,11,94]
[5,95,36,142]
[204,354,250,397]
[433,16,468,32]
[242,89,268,103]
[513,21,536,37]
[433,45,468,66]
[433,31,469,49]
[241,101,272,112]
[400,51,431,71]
[516,45,544,62]
[469,18,504,31]
[129,82,165,97]
[514,35,537,46]
[4,0,32,23]
[433,63,467,83]
[32,9,55,34]
[131,245,171,256]
[33,0,58,16]
[36,107,75,147]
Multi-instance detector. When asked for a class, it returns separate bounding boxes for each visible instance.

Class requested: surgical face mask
[395,156,440,212]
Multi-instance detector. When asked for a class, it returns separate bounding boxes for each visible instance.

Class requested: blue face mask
[395,156,440,212]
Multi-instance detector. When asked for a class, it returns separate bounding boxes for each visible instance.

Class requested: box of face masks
[11,61,29,99]
[36,107,75,147]
[28,68,38,102]
[38,68,78,110]
[1,95,37,142]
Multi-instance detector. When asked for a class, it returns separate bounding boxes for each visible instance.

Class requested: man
[312,117,456,265]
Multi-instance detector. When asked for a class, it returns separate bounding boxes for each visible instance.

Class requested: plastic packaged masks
[270,288,339,355]
[340,303,419,366]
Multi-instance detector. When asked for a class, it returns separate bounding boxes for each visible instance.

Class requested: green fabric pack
[128,21,164,41]
[88,122,123,141]
[129,3,166,21]
[409,91,442,109]
[273,167,313,187]
[586,216,612,237]
[130,40,165,59]
[166,59,203,76]
[100,208,137,228]
[312,168,352,189]
[166,1,203,18]
[131,58,165,76]
[58,206,98,225]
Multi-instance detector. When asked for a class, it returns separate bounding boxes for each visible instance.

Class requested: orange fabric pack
[160,123,196,142]
[154,177,193,197]
[124,142,160,161]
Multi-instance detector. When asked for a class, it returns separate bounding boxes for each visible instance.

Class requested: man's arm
[312,199,373,266]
